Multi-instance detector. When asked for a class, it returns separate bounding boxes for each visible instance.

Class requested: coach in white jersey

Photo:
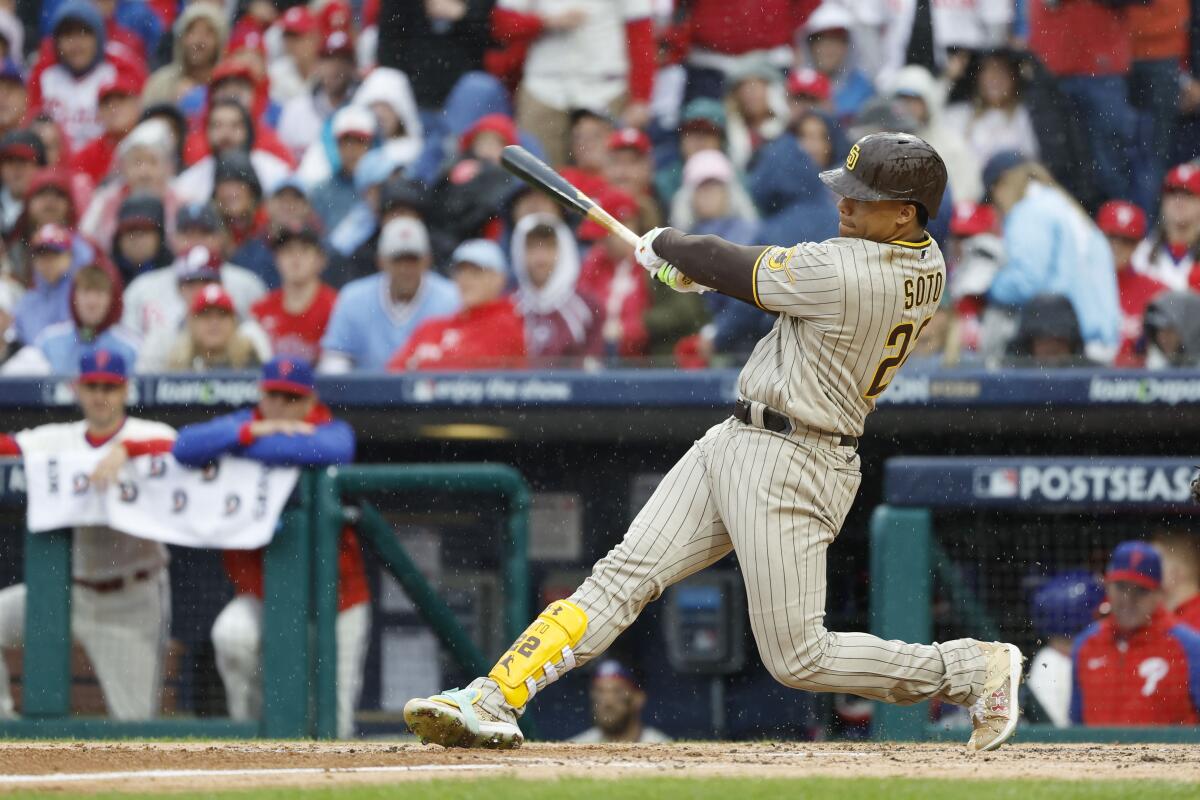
[405,133,1023,753]
[0,349,175,720]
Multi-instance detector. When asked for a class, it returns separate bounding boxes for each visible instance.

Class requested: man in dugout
[0,349,176,720]
[170,356,368,738]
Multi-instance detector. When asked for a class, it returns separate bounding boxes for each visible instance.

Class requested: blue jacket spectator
[12,225,84,345]
[173,357,354,468]
[748,136,839,249]
[41,0,163,65]
[319,217,461,372]
[800,4,875,122]
[308,106,378,232]
[984,153,1120,361]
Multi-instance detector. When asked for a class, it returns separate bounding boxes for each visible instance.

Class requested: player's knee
[761,628,833,691]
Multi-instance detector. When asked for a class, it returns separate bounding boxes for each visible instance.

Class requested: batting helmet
[819,132,948,218]
[1029,570,1105,639]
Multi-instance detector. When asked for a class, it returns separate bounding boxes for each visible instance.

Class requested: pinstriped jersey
[741,235,946,437]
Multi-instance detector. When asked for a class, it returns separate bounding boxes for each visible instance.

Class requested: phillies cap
[1106,540,1162,590]
[591,660,639,689]
[950,201,997,238]
[30,223,73,253]
[379,217,430,258]
[333,105,376,140]
[281,6,317,35]
[174,245,223,283]
[787,68,831,101]
[1163,163,1200,196]
[99,73,142,102]
[451,239,507,275]
[261,355,315,396]
[78,348,128,385]
[1096,200,1147,241]
[190,283,235,315]
[321,30,354,58]
[608,127,651,155]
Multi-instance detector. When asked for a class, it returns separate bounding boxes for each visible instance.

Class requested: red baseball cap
[319,0,353,36]
[190,283,235,315]
[608,127,651,156]
[787,68,831,101]
[578,186,639,241]
[321,30,354,59]
[281,6,317,36]
[1095,200,1147,241]
[228,27,266,56]
[949,201,997,238]
[210,59,256,88]
[1164,163,1200,196]
[99,73,142,102]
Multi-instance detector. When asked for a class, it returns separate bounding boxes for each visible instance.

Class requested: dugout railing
[0,460,531,740]
[871,456,1200,743]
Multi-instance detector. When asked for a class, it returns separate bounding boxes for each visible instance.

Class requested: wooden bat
[500,145,640,247]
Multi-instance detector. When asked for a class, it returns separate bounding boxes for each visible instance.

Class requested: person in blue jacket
[172,356,369,738]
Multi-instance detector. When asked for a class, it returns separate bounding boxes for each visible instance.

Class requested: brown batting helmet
[819,132,948,218]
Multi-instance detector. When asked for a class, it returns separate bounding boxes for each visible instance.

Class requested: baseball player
[0,349,176,719]
[405,133,1023,752]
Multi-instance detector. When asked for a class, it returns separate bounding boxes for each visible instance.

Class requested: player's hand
[653,264,707,293]
[90,446,129,490]
[250,419,316,438]
[635,227,670,273]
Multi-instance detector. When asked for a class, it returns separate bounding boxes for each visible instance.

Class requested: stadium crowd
[0,0,1199,376]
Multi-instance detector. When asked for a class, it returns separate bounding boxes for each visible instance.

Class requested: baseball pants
[483,418,987,712]
[211,595,370,738]
[0,570,170,719]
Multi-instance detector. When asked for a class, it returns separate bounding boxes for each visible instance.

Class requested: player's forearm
[654,229,766,306]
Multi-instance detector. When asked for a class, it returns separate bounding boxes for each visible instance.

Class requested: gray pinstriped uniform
[481,234,988,714]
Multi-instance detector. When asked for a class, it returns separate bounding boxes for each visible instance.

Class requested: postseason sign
[22,452,299,549]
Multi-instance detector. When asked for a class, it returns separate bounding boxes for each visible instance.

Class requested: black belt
[733,399,858,449]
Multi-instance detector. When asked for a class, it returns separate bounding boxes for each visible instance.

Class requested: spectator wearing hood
[0,132,48,237]
[1096,200,1167,368]
[26,2,120,150]
[12,224,84,346]
[161,284,265,373]
[70,73,145,185]
[604,128,664,231]
[655,98,727,208]
[944,49,1040,170]
[388,238,525,371]
[348,68,424,177]
[381,0,493,109]
[885,64,982,203]
[40,0,163,66]
[1144,291,1200,369]
[2,259,139,376]
[179,60,294,168]
[123,206,266,341]
[252,224,338,363]
[320,217,461,373]
[269,7,322,105]
[173,99,292,206]
[0,59,28,142]
[511,216,600,363]
[278,31,361,160]
[747,114,839,248]
[495,0,655,167]
[10,168,97,286]
[142,2,226,106]
[577,189,652,359]
[723,59,789,173]
[308,106,377,231]
[111,195,173,284]
[984,152,1120,363]
[1004,294,1091,368]
[81,119,181,254]
[212,151,275,289]
[796,5,873,123]
[1131,164,1200,292]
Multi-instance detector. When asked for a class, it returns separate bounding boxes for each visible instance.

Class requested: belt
[74,568,156,594]
[733,399,858,449]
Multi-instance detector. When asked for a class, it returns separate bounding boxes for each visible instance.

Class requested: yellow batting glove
[654,264,707,293]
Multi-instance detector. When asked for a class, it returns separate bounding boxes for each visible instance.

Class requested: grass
[3,777,1196,800]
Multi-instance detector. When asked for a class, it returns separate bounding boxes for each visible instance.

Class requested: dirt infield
[0,741,1196,794]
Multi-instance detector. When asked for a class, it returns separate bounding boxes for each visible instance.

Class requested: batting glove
[653,264,707,293]
[634,227,670,273]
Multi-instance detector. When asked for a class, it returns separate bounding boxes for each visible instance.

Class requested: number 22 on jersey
[864,273,943,398]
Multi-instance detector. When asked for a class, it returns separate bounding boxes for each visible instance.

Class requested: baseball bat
[500,145,640,247]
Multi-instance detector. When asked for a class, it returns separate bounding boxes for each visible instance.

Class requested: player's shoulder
[1072,620,1107,657]
[13,421,89,453]
[123,417,178,440]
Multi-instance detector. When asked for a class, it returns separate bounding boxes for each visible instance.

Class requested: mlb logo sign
[973,468,1019,499]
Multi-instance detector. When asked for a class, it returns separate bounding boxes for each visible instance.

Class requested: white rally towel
[22,452,300,550]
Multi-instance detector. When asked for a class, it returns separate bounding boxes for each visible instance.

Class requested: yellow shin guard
[487,599,588,709]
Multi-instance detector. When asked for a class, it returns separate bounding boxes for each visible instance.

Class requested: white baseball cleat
[966,641,1024,753]
[404,687,523,749]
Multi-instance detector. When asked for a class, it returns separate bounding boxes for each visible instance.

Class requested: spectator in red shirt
[560,110,616,202]
[71,73,144,185]
[512,214,600,364]
[252,225,337,363]
[387,239,526,371]
[1027,0,1136,204]
[1096,200,1167,367]
[1154,532,1200,632]
[1070,541,1200,726]
[1131,164,1200,292]
[578,193,651,359]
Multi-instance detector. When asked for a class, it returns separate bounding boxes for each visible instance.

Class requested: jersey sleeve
[751,242,846,319]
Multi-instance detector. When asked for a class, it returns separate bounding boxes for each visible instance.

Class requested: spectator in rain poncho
[796,4,875,122]
[142,2,227,106]
[352,68,424,174]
